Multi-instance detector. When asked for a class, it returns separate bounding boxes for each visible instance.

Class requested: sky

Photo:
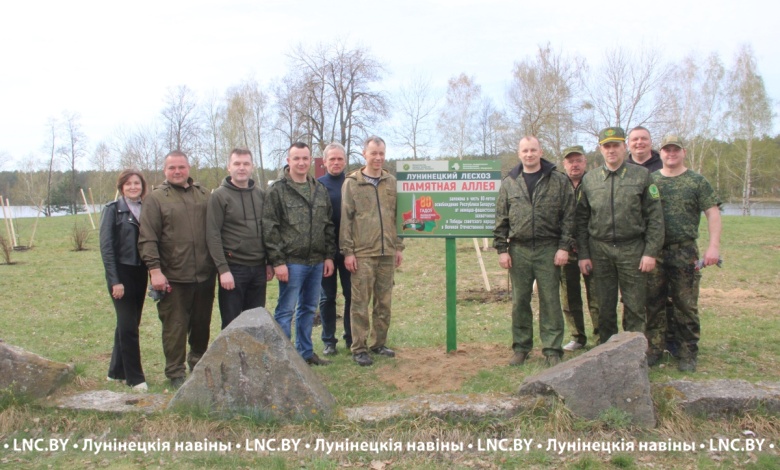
[1,0,778,169]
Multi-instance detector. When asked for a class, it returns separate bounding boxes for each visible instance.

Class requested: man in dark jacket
[494,136,575,367]
[576,127,665,345]
[263,142,336,366]
[207,148,273,330]
[627,126,663,173]
[138,151,216,389]
[318,142,352,355]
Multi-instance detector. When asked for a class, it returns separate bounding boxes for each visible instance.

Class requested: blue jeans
[274,263,323,360]
[319,253,352,347]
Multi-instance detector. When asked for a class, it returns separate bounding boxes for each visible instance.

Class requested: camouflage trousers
[646,242,701,358]
[560,256,599,345]
[350,255,395,355]
[509,243,564,357]
[589,239,647,344]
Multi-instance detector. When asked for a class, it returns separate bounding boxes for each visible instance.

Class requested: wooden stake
[473,237,491,292]
[28,200,43,248]
[80,188,95,229]
[4,198,17,246]
[1,196,12,243]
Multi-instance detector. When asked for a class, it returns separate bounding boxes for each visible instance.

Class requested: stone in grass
[168,308,336,420]
[661,379,780,418]
[0,340,74,399]
[518,331,656,428]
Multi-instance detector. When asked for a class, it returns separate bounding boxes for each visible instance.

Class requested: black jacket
[100,197,144,286]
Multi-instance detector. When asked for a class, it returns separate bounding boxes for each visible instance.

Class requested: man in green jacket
[206,148,273,330]
[494,136,575,367]
[576,127,665,345]
[263,142,336,366]
[341,136,404,367]
[138,150,216,389]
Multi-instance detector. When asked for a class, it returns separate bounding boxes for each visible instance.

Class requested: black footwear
[323,344,337,356]
[170,377,185,390]
[646,351,663,367]
[353,352,373,366]
[370,346,396,358]
[665,340,681,359]
[509,351,528,366]
[306,353,331,366]
[678,357,697,372]
[545,355,561,367]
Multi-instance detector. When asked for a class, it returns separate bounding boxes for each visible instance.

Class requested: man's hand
[111,284,125,300]
[150,268,168,290]
[345,255,357,273]
[265,265,275,281]
[499,252,512,269]
[220,272,235,290]
[395,250,403,268]
[554,249,569,267]
[703,247,720,267]
[323,259,335,277]
[274,264,289,283]
[639,256,656,273]
[579,259,593,276]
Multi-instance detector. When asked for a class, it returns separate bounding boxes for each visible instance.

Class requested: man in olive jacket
[576,127,664,345]
[138,151,216,389]
[494,136,575,367]
[206,148,273,330]
[263,142,336,366]
[341,136,404,367]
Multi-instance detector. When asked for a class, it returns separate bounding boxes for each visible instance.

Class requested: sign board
[396,160,502,238]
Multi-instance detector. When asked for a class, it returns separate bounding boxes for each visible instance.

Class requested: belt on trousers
[663,239,696,251]
[592,237,642,246]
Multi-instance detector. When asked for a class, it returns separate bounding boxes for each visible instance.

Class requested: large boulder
[168,307,336,419]
[518,332,655,428]
[0,340,74,398]
[661,380,780,418]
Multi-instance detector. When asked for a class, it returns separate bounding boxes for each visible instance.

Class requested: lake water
[2,203,780,218]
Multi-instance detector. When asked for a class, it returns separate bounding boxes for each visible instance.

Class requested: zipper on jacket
[372,181,386,256]
[610,172,616,245]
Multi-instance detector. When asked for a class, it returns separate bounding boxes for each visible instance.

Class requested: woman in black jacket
[100,169,148,391]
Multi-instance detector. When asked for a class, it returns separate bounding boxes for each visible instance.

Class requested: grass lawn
[1,214,779,469]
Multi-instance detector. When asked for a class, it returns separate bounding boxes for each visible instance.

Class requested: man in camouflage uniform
[560,146,599,351]
[263,142,336,366]
[576,127,664,345]
[646,135,721,372]
[494,136,574,367]
[341,136,404,367]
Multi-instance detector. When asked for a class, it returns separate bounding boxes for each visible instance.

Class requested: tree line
[0,41,775,216]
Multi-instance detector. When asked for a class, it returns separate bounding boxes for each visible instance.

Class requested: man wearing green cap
[646,135,721,372]
[560,146,599,351]
[575,127,664,346]
[494,136,574,367]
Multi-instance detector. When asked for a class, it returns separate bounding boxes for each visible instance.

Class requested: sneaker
[106,376,125,384]
[353,352,373,366]
[323,344,337,356]
[545,355,561,367]
[678,357,697,372]
[563,340,584,351]
[370,346,396,358]
[509,351,528,366]
[131,382,148,392]
[646,351,663,367]
[170,377,185,390]
[306,353,331,366]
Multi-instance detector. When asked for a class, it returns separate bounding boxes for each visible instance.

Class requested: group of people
[494,126,721,372]
[99,136,403,391]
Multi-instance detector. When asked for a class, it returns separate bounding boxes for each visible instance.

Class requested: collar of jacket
[508,158,557,180]
[223,176,256,191]
[160,178,204,193]
[600,162,628,180]
[281,166,317,188]
[346,167,390,183]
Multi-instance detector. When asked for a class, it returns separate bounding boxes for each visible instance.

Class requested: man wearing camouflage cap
[560,145,599,351]
[645,135,721,372]
[575,127,664,346]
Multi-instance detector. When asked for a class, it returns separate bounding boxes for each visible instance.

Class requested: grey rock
[518,331,656,428]
[0,341,74,398]
[53,390,168,414]
[661,379,780,418]
[168,307,335,419]
[344,393,542,423]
